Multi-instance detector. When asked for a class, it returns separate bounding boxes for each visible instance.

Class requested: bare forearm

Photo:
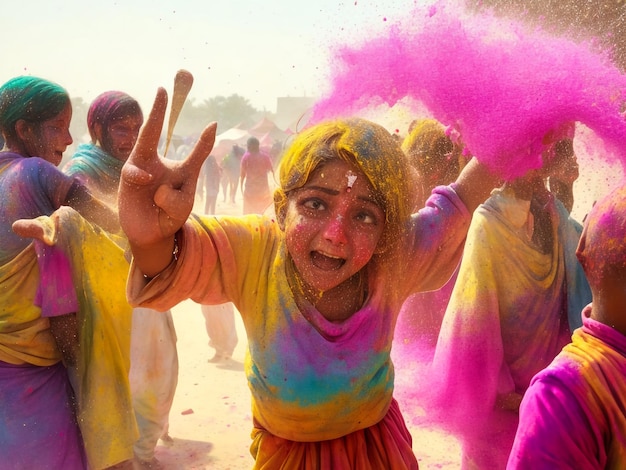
[454,158,501,214]
[64,182,120,233]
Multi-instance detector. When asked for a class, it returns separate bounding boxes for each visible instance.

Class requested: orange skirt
[250,398,418,469]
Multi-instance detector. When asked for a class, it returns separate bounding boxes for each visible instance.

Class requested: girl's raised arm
[118,87,217,277]
[453,158,501,214]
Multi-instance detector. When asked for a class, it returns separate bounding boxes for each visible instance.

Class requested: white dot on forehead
[346,171,358,188]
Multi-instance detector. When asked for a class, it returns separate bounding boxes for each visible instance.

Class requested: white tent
[214,128,248,145]
[212,128,249,161]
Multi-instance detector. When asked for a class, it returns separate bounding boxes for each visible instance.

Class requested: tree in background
[176,94,265,137]
[65,93,267,162]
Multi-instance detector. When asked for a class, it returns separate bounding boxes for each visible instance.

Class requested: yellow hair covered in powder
[402,119,458,181]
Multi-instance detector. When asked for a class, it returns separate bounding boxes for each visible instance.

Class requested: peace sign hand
[118,87,217,277]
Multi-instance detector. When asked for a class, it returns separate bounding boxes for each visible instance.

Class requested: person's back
[241,150,272,192]
[221,144,244,204]
[240,136,274,214]
[222,146,242,176]
[202,155,221,195]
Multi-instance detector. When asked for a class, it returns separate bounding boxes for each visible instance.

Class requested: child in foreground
[507,183,626,469]
[118,87,498,469]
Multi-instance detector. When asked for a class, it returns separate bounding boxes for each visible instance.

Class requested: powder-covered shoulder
[15,154,74,183]
[528,353,585,390]
[409,184,471,242]
[402,184,471,293]
[1,153,75,203]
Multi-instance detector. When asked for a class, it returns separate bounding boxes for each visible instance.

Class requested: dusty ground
[147,196,462,469]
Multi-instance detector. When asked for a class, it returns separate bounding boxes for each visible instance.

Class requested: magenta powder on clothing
[312,0,626,180]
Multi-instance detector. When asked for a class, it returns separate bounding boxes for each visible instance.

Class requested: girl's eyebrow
[303,185,339,195]
[300,185,381,207]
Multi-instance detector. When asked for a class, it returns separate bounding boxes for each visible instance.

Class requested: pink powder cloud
[312,0,626,180]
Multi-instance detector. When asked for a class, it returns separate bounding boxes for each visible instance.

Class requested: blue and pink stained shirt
[0,152,75,264]
[127,185,470,442]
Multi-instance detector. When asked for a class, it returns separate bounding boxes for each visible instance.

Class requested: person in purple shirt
[0,75,117,470]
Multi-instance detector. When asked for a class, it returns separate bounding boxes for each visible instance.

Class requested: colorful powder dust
[312,0,626,180]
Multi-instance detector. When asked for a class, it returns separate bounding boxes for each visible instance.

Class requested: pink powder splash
[312,0,626,180]
[310,0,626,457]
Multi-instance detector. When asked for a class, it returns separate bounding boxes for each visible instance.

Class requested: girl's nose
[323,214,349,246]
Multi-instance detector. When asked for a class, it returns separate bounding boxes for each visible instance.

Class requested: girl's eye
[302,199,325,211]
[356,212,377,225]
[45,124,63,132]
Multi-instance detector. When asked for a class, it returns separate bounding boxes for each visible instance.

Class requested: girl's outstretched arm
[453,158,501,214]
[64,183,120,233]
[118,87,217,278]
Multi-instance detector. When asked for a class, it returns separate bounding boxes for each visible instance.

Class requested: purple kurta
[508,305,626,469]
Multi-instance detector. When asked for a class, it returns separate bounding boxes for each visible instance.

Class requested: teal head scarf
[0,76,70,142]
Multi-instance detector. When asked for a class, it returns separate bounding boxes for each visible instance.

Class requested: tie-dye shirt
[127,185,469,442]
[508,305,626,469]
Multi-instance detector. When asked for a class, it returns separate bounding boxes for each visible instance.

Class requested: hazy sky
[1,0,422,112]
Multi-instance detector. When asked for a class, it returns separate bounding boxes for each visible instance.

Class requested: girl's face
[21,102,73,166]
[283,159,385,293]
[100,113,143,162]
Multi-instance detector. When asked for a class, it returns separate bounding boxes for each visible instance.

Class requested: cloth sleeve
[127,214,279,317]
[403,184,471,294]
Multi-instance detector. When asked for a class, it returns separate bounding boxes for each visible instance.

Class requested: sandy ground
[145,195,462,469]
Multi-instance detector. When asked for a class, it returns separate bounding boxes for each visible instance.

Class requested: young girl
[64,90,144,207]
[0,75,89,470]
[118,87,498,469]
[1,76,137,470]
